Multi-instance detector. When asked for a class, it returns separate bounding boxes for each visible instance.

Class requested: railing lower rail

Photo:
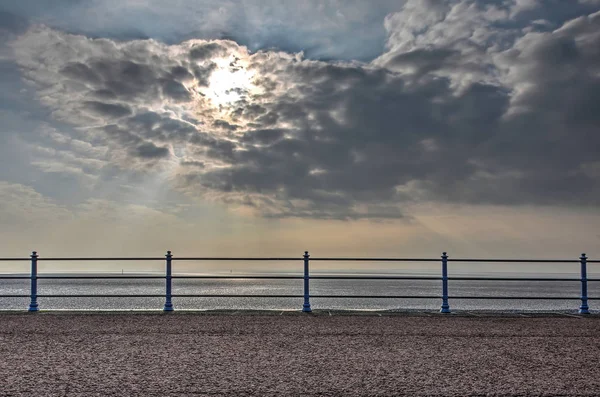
[0,251,597,313]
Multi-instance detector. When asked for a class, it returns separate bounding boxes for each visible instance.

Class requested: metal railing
[0,251,598,313]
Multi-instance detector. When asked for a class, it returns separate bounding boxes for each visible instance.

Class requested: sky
[0,0,599,272]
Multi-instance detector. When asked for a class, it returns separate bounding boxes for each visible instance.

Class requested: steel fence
[0,251,598,313]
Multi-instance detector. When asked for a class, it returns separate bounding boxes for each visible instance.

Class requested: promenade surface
[1,311,600,396]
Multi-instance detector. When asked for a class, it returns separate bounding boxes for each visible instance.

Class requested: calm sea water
[1,272,598,312]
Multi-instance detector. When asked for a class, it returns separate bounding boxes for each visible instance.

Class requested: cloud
[375,0,600,89]
[0,0,404,61]
[190,42,227,61]
[84,101,132,118]
[7,2,600,220]
[0,181,217,258]
[132,142,170,159]
[0,181,73,228]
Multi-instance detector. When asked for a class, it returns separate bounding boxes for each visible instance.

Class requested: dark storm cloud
[197,66,489,199]
[83,101,132,118]
[212,119,238,131]
[58,57,197,104]
[132,142,169,159]
[239,129,285,145]
[122,112,197,143]
[60,63,102,84]
[102,124,143,147]
[179,160,205,168]
[168,65,194,81]
[89,60,162,100]
[159,79,191,102]
[385,48,461,76]
[187,10,600,217]
[97,122,170,164]
[9,2,600,219]
[189,42,227,60]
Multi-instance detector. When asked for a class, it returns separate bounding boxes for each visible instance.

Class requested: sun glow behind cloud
[203,56,259,106]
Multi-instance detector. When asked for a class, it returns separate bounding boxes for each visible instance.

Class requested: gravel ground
[1,311,600,396]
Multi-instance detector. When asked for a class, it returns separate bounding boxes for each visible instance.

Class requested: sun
[204,56,257,106]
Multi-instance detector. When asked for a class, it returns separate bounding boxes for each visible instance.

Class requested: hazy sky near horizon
[0,0,599,269]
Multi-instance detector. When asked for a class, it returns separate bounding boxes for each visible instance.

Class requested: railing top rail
[174,257,302,261]
[308,258,440,262]
[0,256,596,263]
[0,258,30,261]
[0,257,441,262]
[29,257,167,261]
[447,258,580,263]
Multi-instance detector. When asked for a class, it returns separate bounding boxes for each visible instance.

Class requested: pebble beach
[1,311,600,396]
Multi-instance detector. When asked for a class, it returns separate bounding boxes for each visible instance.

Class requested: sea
[1,269,598,312]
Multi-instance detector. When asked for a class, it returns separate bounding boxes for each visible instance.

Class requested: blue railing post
[440,251,451,313]
[28,251,39,312]
[302,251,312,313]
[579,253,589,314]
[163,250,174,312]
